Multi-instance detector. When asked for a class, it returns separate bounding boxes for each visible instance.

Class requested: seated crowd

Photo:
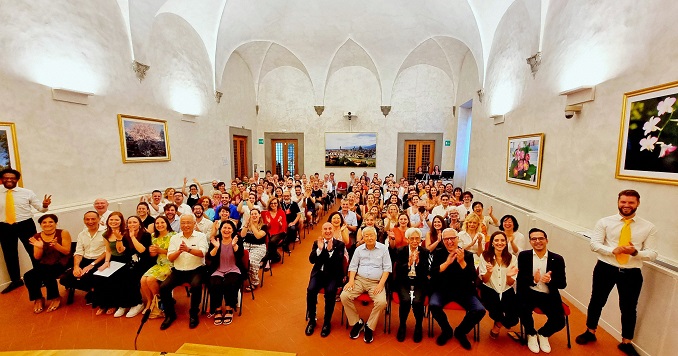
[13,169,568,354]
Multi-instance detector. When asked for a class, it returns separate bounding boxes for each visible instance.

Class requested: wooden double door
[271,139,299,177]
[403,140,435,182]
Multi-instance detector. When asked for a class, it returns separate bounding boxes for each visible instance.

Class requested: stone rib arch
[323,38,381,104]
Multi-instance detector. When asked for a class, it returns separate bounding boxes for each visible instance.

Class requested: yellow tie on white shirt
[5,189,16,224]
[616,219,632,265]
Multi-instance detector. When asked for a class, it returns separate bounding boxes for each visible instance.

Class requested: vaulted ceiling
[115,0,546,104]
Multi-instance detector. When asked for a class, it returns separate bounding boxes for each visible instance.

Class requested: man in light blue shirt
[340,227,391,343]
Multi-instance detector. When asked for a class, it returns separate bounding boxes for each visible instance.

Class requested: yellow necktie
[616,219,632,265]
[5,189,16,224]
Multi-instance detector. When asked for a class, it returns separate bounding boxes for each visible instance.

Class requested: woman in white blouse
[457,213,485,257]
[478,231,519,339]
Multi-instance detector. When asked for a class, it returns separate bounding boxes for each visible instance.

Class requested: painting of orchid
[617,81,678,185]
[117,114,171,163]
[506,133,544,189]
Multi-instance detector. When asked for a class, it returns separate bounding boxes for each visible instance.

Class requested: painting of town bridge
[325,132,377,167]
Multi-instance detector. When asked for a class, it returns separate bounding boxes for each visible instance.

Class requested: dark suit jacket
[394,245,429,288]
[309,239,346,284]
[430,248,477,296]
[516,249,566,302]
[205,236,247,278]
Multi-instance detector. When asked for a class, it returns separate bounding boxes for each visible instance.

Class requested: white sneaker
[527,334,540,353]
[538,334,551,353]
[126,304,144,318]
[113,307,127,318]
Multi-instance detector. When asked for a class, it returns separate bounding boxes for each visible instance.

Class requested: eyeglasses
[442,237,457,242]
[530,237,546,242]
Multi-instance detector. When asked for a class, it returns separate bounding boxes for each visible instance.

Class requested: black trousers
[586,261,643,339]
[0,219,37,281]
[209,272,241,312]
[519,289,565,337]
[267,233,285,262]
[59,258,97,292]
[306,271,340,324]
[284,225,297,250]
[24,263,66,301]
[397,282,425,327]
[160,266,204,318]
[480,284,519,328]
[92,262,142,309]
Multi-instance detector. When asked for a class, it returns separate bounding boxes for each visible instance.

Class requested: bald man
[159,214,208,330]
[305,223,346,337]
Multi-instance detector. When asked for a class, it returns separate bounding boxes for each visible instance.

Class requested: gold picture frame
[0,122,22,186]
[117,114,171,163]
[616,80,678,185]
[506,133,545,189]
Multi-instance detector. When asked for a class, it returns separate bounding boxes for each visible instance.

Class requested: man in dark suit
[305,222,346,337]
[394,228,429,343]
[517,228,567,354]
[429,228,486,350]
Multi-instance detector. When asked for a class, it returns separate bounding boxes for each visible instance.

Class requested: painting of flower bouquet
[117,114,171,163]
[616,81,678,185]
[506,133,545,189]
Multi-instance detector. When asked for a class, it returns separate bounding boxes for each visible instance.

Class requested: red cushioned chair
[520,302,572,348]
[427,301,480,340]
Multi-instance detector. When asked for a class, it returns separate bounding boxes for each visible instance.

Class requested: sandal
[96,308,106,316]
[106,308,115,315]
[223,310,233,325]
[213,312,224,326]
[489,329,499,339]
[507,330,522,342]
[47,298,61,313]
[33,298,44,314]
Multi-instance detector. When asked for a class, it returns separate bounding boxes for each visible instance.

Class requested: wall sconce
[477,89,485,103]
[490,114,505,125]
[255,105,260,115]
[182,114,197,123]
[560,86,595,118]
[314,105,325,117]
[132,61,150,82]
[526,52,542,77]
[380,106,391,117]
[215,91,223,104]
[51,88,93,105]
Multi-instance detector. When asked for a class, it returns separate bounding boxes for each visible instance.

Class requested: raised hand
[232,236,238,246]
[29,237,44,249]
[211,236,220,248]
[43,195,52,208]
[485,263,493,274]
[327,238,333,251]
[534,268,541,284]
[455,248,465,264]
[540,270,552,283]
[507,265,519,277]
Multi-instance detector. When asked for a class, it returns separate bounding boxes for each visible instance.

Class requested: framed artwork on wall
[506,133,545,189]
[325,132,377,167]
[0,122,22,186]
[117,114,171,163]
[616,80,678,185]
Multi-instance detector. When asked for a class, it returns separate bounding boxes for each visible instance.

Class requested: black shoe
[363,325,374,343]
[413,324,423,343]
[1,280,24,294]
[618,343,640,356]
[396,325,406,342]
[305,320,316,336]
[349,319,364,339]
[160,315,176,330]
[320,322,331,337]
[436,328,453,346]
[455,332,472,350]
[189,315,199,329]
[85,291,93,305]
[575,330,597,345]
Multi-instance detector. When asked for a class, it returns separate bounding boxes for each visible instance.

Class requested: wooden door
[403,140,435,182]
[233,135,248,179]
[271,139,299,177]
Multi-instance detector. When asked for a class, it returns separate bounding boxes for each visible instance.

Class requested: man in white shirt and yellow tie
[0,168,52,294]
[576,189,658,356]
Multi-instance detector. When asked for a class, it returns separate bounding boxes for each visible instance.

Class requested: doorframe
[396,133,443,180]
[264,132,304,175]
[229,126,253,182]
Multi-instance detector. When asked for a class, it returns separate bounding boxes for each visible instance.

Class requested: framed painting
[506,133,545,189]
[325,132,376,167]
[117,114,171,163]
[616,81,678,185]
[0,122,22,187]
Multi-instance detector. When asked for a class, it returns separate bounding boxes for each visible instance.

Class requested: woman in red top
[261,197,287,264]
[388,212,410,256]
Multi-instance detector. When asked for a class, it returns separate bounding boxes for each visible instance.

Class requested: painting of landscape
[325,132,376,167]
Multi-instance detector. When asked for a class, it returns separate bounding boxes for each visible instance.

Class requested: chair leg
[67,287,75,305]
[566,315,571,348]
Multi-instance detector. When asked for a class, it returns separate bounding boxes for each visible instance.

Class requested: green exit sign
[258,138,264,144]
[444,140,451,146]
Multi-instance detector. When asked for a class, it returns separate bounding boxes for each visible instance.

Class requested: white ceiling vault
[115,0,547,105]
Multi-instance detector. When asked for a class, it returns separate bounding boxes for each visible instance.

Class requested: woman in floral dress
[140,216,175,313]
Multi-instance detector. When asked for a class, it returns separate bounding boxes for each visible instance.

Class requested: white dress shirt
[168,231,208,271]
[0,187,47,222]
[75,228,106,259]
[194,217,213,238]
[530,250,550,294]
[590,213,658,269]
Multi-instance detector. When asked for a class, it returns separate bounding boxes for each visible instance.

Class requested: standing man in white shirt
[575,190,658,356]
[147,190,165,218]
[159,214,208,330]
[0,168,51,294]
[93,198,112,231]
[172,191,193,217]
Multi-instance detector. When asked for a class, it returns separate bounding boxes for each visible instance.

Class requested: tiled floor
[0,207,625,355]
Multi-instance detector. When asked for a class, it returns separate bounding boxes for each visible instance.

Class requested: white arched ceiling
[229,41,313,104]
[324,39,381,103]
[128,0,166,64]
